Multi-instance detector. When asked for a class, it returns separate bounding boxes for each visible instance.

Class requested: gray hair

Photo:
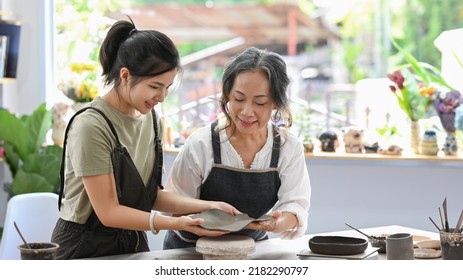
[219,47,292,130]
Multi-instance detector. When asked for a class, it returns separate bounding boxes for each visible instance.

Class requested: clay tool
[453,209,463,233]
[443,197,450,232]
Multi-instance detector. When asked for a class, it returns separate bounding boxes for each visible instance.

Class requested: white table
[88,225,440,260]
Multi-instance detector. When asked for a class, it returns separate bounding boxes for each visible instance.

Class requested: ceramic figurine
[342,126,364,153]
[318,130,339,152]
[378,144,402,155]
[364,142,379,153]
[303,141,314,153]
[419,130,439,156]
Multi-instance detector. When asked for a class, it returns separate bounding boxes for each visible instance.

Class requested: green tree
[333,0,463,82]
[390,0,463,69]
[338,2,375,82]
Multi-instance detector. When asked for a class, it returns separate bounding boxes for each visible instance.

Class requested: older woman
[163,47,311,249]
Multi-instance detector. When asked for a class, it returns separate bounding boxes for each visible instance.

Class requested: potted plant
[387,38,456,154]
[292,104,317,153]
[0,103,63,198]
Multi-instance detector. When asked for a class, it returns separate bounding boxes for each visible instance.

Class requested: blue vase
[443,132,458,156]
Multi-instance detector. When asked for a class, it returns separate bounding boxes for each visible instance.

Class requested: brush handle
[14,221,31,249]
[428,217,441,231]
[345,223,374,239]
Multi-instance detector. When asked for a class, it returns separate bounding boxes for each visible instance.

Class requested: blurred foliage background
[55,0,463,86]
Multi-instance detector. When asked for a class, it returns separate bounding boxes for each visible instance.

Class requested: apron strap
[58,107,123,210]
[269,125,280,168]
[211,120,221,164]
[58,107,162,210]
[149,109,164,190]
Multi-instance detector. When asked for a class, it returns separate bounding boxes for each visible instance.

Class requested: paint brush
[428,217,441,231]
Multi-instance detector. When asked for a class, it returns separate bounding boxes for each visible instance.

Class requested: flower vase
[442,131,458,156]
[51,126,65,147]
[51,102,71,147]
[410,120,420,154]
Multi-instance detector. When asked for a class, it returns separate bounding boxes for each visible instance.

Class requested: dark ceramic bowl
[309,236,368,255]
[369,234,389,253]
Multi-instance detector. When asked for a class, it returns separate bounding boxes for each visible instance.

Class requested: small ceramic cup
[386,233,414,260]
[18,242,60,260]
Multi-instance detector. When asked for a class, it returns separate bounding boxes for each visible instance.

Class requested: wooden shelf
[305,150,463,162]
[164,145,463,163]
[0,78,16,84]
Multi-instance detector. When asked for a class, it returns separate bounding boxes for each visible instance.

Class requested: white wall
[0,0,54,114]
[434,28,463,92]
[305,158,463,234]
[0,0,53,226]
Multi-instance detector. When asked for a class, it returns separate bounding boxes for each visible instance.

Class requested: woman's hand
[245,210,282,232]
[176,215,229,236]
[210,201,241,215]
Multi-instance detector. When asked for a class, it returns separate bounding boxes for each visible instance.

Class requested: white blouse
[165,121,311,239]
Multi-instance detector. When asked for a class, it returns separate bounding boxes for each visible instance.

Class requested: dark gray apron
[163,120,281,249]
[52,107,162,259]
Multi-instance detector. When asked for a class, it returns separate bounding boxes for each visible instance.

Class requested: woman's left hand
[211,201,241,215]
[245,210,282,232]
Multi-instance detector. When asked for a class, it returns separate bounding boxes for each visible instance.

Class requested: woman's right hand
[176,215,229,236]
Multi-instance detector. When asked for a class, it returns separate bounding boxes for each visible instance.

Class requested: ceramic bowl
[308,236,368,255]
[369,234,389,253]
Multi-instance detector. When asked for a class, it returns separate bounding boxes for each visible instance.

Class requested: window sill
[305,150,463,163]
[164,145,462,163]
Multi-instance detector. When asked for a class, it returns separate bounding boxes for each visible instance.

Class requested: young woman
[163,47,311,249]
[51,18,238,259]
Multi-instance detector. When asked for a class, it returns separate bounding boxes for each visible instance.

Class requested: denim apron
[52,107,162,259]
[164,120,281,249]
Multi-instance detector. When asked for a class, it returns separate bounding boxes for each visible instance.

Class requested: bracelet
[149,210,159,235]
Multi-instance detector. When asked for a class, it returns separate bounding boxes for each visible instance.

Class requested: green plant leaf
[43,144,63,158]
[22,152,61,190]
[418,62,454,90]
[43,145,64,193]
[451,50,463,72]
[3,182,14,198]
[2,142,20,177]
[390,37,453,91]
[0,103,62,198]
[11,169,54,195]
[25,103,53,153]
[0,109,29,161]
[391,38,431,84]
[376,126,388,136]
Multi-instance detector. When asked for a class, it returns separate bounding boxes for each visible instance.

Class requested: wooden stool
[196,235,255,260]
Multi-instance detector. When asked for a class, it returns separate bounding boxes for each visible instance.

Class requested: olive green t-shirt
[59,97,159,224]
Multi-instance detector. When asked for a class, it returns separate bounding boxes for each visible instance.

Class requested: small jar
[419,130,439,156]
